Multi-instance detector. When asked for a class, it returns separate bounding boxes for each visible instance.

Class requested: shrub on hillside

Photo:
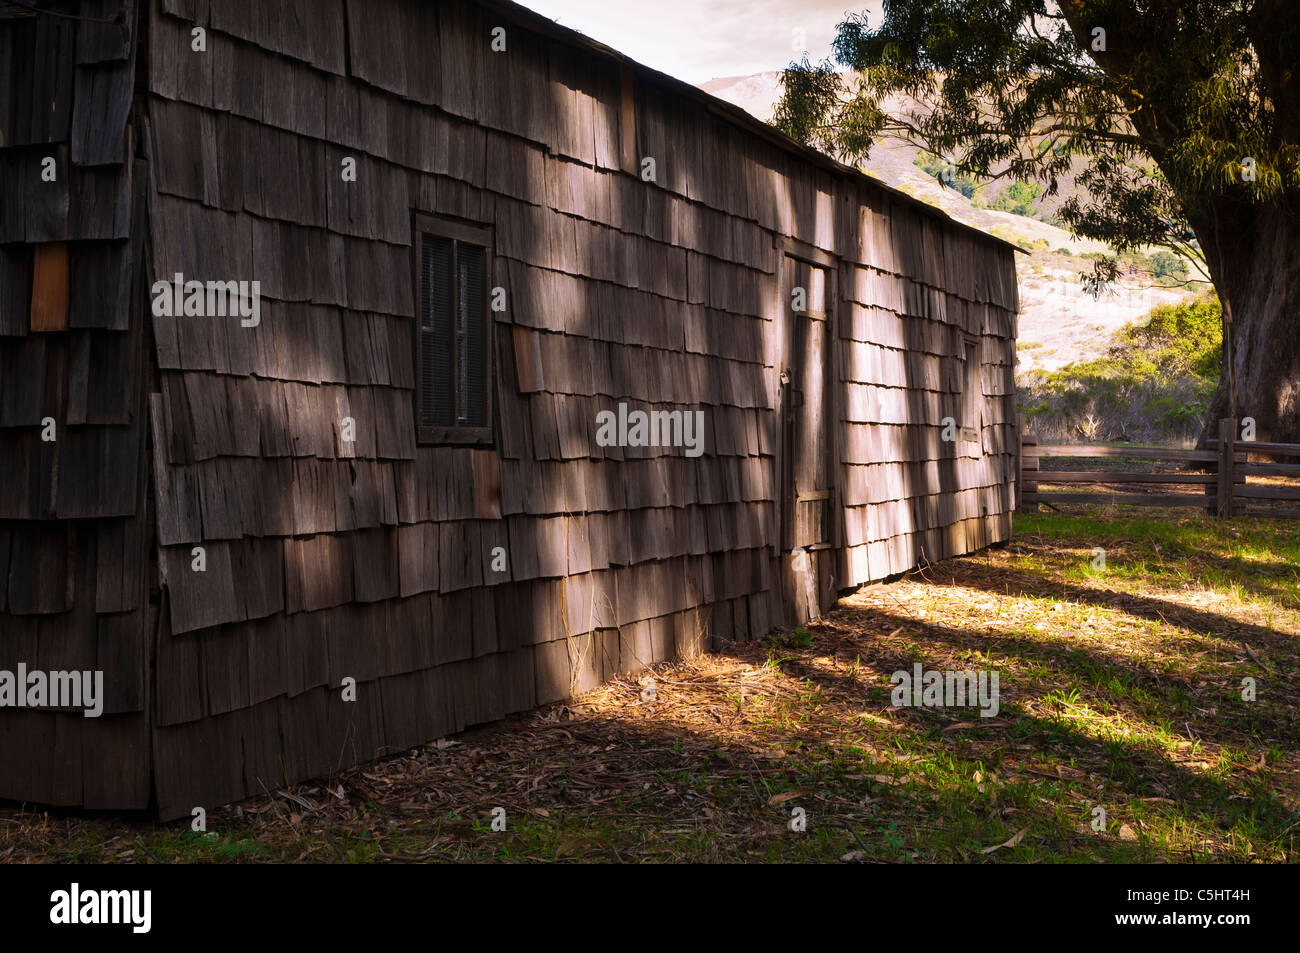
[1017,295,1222,444]
[988,180,1043,216]
[912,151,980,198]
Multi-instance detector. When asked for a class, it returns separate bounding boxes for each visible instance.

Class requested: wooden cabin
[0,0,1019,818]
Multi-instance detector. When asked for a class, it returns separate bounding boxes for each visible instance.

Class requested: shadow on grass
[1015,510,1300,613]
[941,558,1297,655]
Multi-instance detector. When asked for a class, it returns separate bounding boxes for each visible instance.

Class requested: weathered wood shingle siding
[0,0,1017,816]
[0,0,151,809]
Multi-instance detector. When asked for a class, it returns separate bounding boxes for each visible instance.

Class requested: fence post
[1217,416,1236,518]
[1018,430,1037,512]
[1016,412,1024,512]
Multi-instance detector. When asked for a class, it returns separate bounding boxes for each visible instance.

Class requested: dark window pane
[457,244,485,427]
[420,235,454,427]
[962,339,979,436]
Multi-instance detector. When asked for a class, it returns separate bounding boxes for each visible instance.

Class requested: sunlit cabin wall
[0,0,1017,817]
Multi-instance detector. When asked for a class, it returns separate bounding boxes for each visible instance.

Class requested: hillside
[699,72,1201,374]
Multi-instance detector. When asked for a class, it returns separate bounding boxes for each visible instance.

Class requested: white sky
[515,0,884,85]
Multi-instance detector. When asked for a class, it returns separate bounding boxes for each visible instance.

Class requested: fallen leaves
[943,719,1012,731]
[980,827,1028,854]
[3,512,1298,864]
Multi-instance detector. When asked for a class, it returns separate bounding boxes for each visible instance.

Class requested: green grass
[4,507,1297,863]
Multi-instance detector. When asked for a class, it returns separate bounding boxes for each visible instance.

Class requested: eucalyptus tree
[774,1,1299,442]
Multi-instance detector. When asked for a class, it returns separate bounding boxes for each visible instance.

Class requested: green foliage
[1150,250,1190,284]
[988,179,1043,216]
[1017,295,1223,443]
[913,150,980,197]
[772,55,872,163]
[1117,294,1223,379]
[913,152,1050,218]
[771,1,1300,286]
[1097,248,1194,289]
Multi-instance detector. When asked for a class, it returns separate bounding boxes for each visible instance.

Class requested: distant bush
[1115,247,1192,287]
[988,180,1043,216]
[1017,295,1222,444]
[991,226,1028,244]
[1150,250,1189,284]
[912,151,980,198]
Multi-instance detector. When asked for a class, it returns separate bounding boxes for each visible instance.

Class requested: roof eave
[476,0,1023,255]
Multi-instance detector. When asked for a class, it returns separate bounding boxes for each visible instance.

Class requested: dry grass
[3,507,1298,863]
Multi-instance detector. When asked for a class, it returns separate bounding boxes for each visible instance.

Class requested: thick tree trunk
[1196,200,1300,446]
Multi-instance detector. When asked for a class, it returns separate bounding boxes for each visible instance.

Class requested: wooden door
[778,253,837,621]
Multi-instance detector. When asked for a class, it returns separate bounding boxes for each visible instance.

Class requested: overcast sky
[516,0,884,85]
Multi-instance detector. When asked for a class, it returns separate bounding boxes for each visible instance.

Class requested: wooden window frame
[959,332,982,446]
[410,213,495,447]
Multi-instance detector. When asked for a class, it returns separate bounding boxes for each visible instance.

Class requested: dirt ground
[3,508,1297,863]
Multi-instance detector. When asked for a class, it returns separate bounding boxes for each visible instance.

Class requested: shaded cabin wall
[109,0,1007,818]
[144,0,780,819]
[834,185,1018,595]
[0,1,152,809]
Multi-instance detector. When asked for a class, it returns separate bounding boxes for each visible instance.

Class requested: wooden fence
[1018,417,1300,518]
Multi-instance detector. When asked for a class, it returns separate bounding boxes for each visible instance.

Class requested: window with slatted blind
[960,332,983,446]
[412,214,494,445]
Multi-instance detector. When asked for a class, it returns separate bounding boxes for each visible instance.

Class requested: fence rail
[1018,417,1300,518]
